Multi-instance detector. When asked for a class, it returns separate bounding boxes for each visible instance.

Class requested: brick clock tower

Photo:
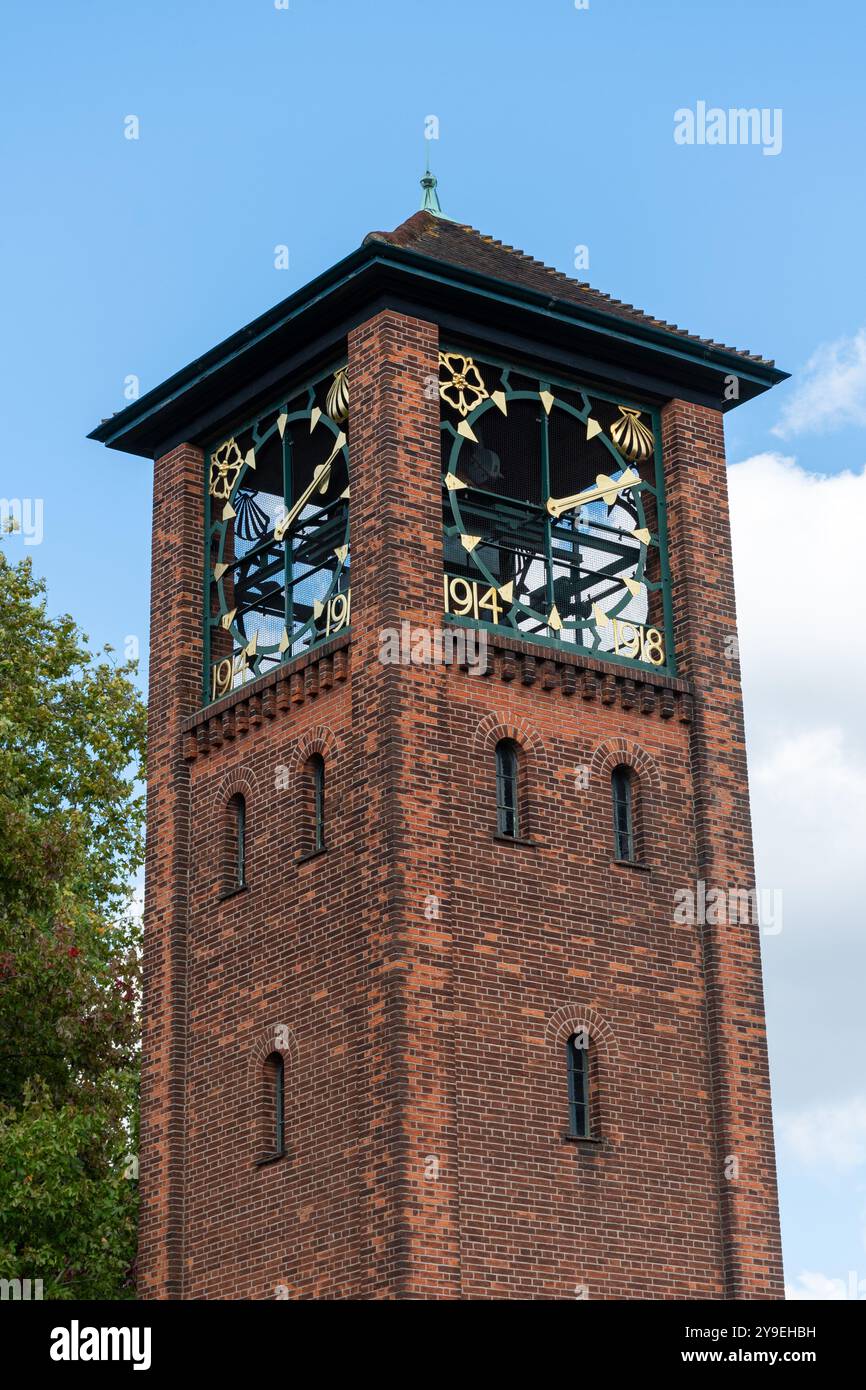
[92,184,787,1300]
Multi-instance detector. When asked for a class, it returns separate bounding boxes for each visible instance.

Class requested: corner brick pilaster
[347,311,461,1297]
[661,399,783,1299]
[139,443,203,1298]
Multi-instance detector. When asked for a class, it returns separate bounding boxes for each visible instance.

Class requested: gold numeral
[478,585,503,623]
[211,653,247,702]
[446,576,478,618]
[444,575,502,623]
[322,589,351,637]
[641,627,665,665]
[610,618,665,666]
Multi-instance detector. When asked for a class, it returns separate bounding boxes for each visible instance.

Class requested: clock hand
[546,468,641,520]
[274,432,346,542]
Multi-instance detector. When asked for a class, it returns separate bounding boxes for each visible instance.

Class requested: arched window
[566,1033,591,1138]
[310,755,325,852]
[263,1052,285,1158]
[227,793,247,890]
[611,765,634,862]
[495,739,520,838]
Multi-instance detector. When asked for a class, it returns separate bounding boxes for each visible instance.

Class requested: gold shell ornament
[326,367,349,424]
[610,407,654,464]
[439,352,489,417]
[209,438,245,499]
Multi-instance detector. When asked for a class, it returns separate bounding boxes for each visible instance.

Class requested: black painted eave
[89,242,789,460]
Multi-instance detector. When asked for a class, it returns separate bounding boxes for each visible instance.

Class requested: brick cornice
[184,621,691,760]
[180,636,350,759]
[476,633,693,723]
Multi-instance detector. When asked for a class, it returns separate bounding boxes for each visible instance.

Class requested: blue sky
[3,0,865,1298]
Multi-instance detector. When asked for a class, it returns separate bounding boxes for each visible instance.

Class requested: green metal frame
[202,358,350,706]
[611,765,635,861]
[441,343,676,677]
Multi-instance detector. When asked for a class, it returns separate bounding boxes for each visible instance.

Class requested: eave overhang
[89,241,789,460]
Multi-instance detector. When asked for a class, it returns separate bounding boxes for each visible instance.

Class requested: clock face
[440,350,670,669]
[205,366,350,702]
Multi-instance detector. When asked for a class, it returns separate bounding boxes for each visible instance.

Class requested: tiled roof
[364,211,773,367]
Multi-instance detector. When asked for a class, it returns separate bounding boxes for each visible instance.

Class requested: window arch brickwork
[473,715,543,842]
[546,1005,618,1143]
[590,739,662,864]
[214,767,259,896]
[249,1023,300,1164]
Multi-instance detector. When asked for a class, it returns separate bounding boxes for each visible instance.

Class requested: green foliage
[0,1082,138,1299]
[0,551,146,1299]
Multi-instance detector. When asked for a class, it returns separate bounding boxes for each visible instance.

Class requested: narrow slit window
[566,1035,590,1138]
[273,1054,285,1156]
[611,766,634,861]
[495,740,519,838]
[230,794,247,888]
[311,755,325,851]
[259,1052,286,1163]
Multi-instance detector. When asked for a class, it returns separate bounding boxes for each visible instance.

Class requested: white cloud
[778,1096,866,1173]
[749,727,866,915]
[786,1269,864,1300]
[773,329,866,437]
[729,452,866,746]
[729,453,866,943]
[729,452,866,1278]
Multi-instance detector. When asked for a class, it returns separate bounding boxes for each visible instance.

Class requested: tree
[0,548,146,1298]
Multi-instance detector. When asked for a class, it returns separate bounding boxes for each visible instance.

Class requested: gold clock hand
[273,432,346,542]
[274,474,321,543]
[546,468,640,520]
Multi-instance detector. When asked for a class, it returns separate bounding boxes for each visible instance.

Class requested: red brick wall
[662,399,784,1298]
[181,665,360,1299]
[140,442,203,1299]
[140,312,782,1299]
[346,310,461,1296]
[438,651,721,1298]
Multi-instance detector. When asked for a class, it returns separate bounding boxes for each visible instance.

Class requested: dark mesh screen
[463,399,543,504]
[206,366,351,700]
[441,349,669,665]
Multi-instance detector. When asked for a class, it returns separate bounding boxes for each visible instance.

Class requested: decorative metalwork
[547,468,640,520]
[610,406,655,464]
[440,347,673,672]
[204,363,350,705]
[209,438,244,499]
[439,352,489,417]
[273,433,346,543]
[233,489,271,542]
[325,367,349,424]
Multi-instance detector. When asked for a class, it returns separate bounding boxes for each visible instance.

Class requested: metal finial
[420,166,443,216]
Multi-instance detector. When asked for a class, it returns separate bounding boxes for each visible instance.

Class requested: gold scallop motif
[610,407,654,464]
